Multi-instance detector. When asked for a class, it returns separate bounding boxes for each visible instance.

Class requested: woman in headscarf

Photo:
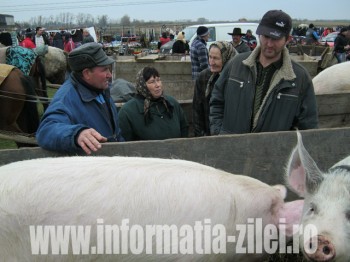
[192,41,237,136]
[118,66,189,141]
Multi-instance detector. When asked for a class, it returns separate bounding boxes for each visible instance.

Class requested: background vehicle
[160,22,259,53]
[319,31,339,47]
[183,22,260,48]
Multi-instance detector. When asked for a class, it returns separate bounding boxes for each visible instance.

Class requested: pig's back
[0,156,282,261]
[0,157,281,222]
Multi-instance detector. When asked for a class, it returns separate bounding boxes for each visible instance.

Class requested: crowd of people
[291,23,350,63]
[33,9,327,155]
[18,27,95,53]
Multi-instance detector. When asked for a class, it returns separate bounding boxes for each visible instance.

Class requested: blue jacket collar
[70,74,110,103]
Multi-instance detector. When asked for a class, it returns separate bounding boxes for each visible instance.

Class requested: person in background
[157,32,170,49]
[36,42,124,154]
[190,26,210,79]
[242,29,257,50]
[82,28,95,44]
[63,32,75,53]
[71,29,83,48]
[210,10,318,135]
[334,27,350,63]
[118,66,188,141]
[192,41,237,136]
[321,27,331,37]
[33,27,49,47]
[52,30,64,49]
[20,28,35,49]
[172,31,189,54]
[228,27,250,53]
[305,23,320,45]
[48,32,54,46]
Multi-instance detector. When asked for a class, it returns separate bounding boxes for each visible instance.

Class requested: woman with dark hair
[52,31,64,49]
[157,32,170,49]
[19,29,36,49]
[63,32,75,53]
[118,66,188,141]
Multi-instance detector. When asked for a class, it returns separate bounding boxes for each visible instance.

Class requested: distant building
[0,14,18,46]
[0,14,15,27]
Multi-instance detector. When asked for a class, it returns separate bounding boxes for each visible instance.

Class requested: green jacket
[210,46,318,135]
[119,95,188,141]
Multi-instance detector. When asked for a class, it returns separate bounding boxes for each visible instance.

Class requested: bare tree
[197,17,209,24]
[76,13,86,27]
[84,14,95,27]
[75,13,95,27]
[66,13,75,28]
[120,15,131,27]
[37,15,43,26]
[56,12,75,28]
[97,15,109,28]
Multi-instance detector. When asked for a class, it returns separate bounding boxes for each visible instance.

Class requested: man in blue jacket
[36,42,124,154]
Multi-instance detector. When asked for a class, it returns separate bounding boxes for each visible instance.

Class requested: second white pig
[286,131,350,262]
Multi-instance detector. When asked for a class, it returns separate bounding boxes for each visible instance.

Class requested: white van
[183,22,259,48]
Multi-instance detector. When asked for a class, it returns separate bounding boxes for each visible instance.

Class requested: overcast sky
[3,0,350,23]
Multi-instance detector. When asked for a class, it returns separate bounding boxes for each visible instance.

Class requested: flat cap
[68,42,114,72]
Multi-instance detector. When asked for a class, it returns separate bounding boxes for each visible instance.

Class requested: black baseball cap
[256,10,292,39]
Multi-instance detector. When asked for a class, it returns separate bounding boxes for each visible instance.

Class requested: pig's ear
[285,131,323,197]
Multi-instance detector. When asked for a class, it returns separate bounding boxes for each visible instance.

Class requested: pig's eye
[346,211,350,222]
[307,203,317,215]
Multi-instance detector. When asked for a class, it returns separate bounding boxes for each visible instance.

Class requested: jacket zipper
[252,88,297,132]
[277,92,298,99]
[230,78,244,88]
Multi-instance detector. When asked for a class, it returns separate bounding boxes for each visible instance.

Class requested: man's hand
[77,128,108,155]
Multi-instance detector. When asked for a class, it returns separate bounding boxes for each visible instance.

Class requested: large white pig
[313,61,350,94]
[286,131,350,261]
[0,156,303,261]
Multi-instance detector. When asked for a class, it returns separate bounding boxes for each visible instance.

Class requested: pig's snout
[304,235,336,261]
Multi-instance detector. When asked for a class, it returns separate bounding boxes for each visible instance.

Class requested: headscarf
[206,41,237,97]
[176,31,186,43]
[135,67,172,124]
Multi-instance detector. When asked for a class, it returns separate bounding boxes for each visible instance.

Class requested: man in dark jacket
[305,23,320,45]
[82,28,95,44]
[334,27,350,63]
[36,43,124,154]
[209,10,318,135]
[52,31,64,49]
[228,27,250,53]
